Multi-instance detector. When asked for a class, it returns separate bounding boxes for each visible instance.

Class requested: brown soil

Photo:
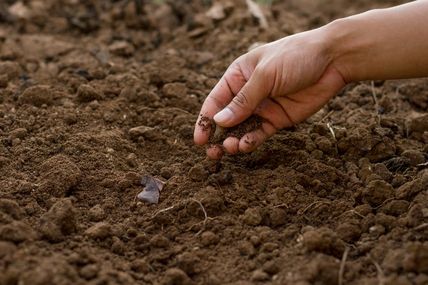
[210,115,264,144]
[1,1,427,285]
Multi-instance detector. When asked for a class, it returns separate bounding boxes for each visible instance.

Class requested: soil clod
[209,115,263,144]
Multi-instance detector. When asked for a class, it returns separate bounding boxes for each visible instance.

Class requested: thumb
[213,68,271,127]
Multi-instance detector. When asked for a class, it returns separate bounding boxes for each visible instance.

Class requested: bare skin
[194,0,428,159]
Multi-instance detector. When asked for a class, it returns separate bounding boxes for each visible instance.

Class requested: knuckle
[232,90,249,109]
[254,64,271,78]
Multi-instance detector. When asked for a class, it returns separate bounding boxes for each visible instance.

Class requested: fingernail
[213,108,233,124]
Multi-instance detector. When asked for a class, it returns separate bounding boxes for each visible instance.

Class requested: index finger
[194,62,248,145]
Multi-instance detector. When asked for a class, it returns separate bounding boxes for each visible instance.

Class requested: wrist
[321,14,373,83]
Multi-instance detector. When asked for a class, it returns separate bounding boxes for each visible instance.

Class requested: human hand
[194,28,346,159]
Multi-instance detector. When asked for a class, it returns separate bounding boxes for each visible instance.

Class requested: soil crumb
[210,115,263,144]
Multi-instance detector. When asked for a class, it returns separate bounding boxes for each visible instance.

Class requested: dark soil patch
[210,115,264,144]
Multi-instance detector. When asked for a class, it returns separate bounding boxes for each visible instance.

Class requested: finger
[239,121,277,153]
[206,145,224,160]
[214,66,272,128]
[194,63,248,145]
[223,137,239,155]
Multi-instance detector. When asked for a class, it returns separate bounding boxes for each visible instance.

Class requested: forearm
[326,0,428,82]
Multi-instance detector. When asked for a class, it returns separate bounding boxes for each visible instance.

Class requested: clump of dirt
[209,115,263,144]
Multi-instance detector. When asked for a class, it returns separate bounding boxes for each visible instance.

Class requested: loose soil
[209,115,264,144]
[0,1,427,285]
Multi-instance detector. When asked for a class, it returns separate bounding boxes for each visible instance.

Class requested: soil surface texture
[0,1,427,285]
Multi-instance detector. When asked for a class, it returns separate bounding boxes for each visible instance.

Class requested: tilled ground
[0,1,427,285]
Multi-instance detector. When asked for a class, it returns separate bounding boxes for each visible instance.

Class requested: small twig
[338,247,350,285]
[191,198,208,222]
[327,122,339,154]
[151,205,175,219]
[374,197,396,210]
[417,162,428,168]
[414,223,428,231]
[190,198,209,236]
[339,209,366,219]
[148,198,214,236]
[320,110,334,122]
[351,210,366,219]
[370,257,385,285]
[300,200,331,214]
[326,122,336,141]
[273,203,289,209]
